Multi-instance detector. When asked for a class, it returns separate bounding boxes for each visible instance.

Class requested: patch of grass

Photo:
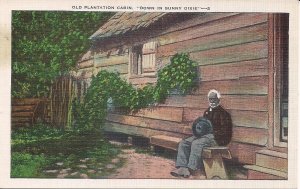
[11,152,49,178]
[11,123,75,146]
[11,124,122,178]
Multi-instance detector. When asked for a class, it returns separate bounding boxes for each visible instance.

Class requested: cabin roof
[90,12,168,40]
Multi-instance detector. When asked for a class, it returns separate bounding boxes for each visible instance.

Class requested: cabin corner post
[267,13,275,149]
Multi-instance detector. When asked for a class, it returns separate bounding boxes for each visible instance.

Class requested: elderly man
[170,89,232,178]
[203,89,232,146]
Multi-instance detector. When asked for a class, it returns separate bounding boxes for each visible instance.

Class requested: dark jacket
[203,105,232,146]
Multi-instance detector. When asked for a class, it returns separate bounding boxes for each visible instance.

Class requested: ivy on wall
[73,53,198,129]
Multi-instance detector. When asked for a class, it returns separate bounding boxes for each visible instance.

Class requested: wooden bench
[150,135,232,179]
[202,146,232,179]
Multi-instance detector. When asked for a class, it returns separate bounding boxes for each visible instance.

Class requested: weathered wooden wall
[11,98,50,127]
[77,13,270,165]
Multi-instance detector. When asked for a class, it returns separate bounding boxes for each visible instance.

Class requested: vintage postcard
[0,0,298,188]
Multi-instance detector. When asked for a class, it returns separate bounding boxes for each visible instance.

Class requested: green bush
[11,152,49,178]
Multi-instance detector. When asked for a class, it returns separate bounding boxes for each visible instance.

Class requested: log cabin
[74,12,289,179]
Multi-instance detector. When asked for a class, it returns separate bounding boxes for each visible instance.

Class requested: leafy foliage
[155,53,199,101]
[11,124,121,178]
[74,53,198,129]
[11,123,74,146]
[12,11,113,98]
[11,152,49,178]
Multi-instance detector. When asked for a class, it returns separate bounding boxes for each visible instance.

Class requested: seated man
[170,89,232,178]
[170,117,216,178]
[204,89,232,146]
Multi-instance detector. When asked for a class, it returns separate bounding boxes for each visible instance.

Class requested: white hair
[207,89,221,99]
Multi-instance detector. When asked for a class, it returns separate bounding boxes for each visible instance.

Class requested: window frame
[270,14,289,148]
[129,41,157,78]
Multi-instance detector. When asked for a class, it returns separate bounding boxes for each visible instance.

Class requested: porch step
[256,150,288,172]
[244,165,287,179]
[150,135,182,151]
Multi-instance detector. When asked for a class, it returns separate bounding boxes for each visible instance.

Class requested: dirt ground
[107,141,247,180]
[109,148,209,179]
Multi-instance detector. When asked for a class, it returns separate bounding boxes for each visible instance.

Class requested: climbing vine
[73,53,198,129]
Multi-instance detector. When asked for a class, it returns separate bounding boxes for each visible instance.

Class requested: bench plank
[150,135,182,151]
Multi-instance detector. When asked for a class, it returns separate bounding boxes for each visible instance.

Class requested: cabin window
[279,15,288,142]
[273,14,289,147]
[130,45,143,75]
[129,41,157,76]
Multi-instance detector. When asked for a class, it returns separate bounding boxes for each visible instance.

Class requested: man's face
[208,92,220,108]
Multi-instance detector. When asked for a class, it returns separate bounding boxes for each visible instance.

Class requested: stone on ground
[109,141,125,146]
[77,164,88,168]
[60,168,72,174]
[106,164,116,169]
[80,173,89,179]
[87,170,96,174]
[121,149,135,154]
[70,172,79,176]
[44,170,59,174]
[57,173,69,178]
[111,158,120,164]
[117,154,128,159]
[56,162,64,166]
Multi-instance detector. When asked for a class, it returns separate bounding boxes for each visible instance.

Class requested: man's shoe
[170,167,183,177]
[182,167,190,178]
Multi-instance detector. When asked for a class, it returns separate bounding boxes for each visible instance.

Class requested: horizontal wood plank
[256,152,288,172]
[129,76,157,85]
[246,166,287,179]
[223,96,268,112]
[93,48,129,59]
[106,113,188,134]
[228,142,263,164]
[12,112,33,117]
[95,55,128,68]
[12,105,35,112]
[130,106,183,122]
[103,122,188,138]
[162,94,268,111]
[232,127,268,146]
[190,40,268,66]
[12,98,41,106]
[98,63,128,74]
[11,117,32,123]
[150,135,182,151]
[159,13,268,46]
[78,50,93,62]
[182,108,206,122]
[199,59,268,81]
[182,108,268,129]
[231,110,268,129]
[196,76,269,95]
[157,22,268,58]
[77,59,94,69]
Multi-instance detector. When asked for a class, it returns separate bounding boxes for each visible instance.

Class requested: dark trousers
[175,134,217,170]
